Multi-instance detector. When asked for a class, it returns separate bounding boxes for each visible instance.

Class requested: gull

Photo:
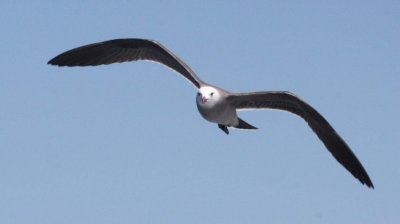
[48,38,374,188]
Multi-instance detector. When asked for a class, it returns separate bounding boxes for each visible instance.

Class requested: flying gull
[48,38,374,188]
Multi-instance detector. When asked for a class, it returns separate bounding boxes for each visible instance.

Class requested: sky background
[1,1,399,223]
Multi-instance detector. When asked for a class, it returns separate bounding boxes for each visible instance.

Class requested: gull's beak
[202,96,207,103]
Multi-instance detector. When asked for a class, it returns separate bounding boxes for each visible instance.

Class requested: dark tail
[235,118,258,130]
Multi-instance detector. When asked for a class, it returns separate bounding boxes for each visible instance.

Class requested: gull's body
[48,38,374,188]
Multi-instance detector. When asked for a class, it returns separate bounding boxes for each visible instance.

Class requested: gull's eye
[197,92,201,96]
[210,92,214,96]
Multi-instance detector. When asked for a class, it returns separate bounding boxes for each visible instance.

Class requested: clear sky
[1,1,399,223]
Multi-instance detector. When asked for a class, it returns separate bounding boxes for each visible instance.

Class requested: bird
[48,38,374,188]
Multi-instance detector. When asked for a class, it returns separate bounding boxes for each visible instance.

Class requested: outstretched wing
[48,38,204,88]
[228,91,374,188]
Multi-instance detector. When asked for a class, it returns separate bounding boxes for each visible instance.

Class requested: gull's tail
[235,118,258,130]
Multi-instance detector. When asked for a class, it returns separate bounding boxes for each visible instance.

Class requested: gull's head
[196,86,221,107]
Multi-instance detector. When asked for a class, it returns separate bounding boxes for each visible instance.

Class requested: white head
[196,86,221,108]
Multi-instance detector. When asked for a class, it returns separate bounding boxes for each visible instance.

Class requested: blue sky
[1,1,399,223]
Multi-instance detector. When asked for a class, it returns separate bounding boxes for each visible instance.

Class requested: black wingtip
[362,176,374,189]
[345,160,374,189]
[47,59,55,65]
[363,181,374,189]
[365,176,374,189]
[47,56,64,66]
[359,178,374,189]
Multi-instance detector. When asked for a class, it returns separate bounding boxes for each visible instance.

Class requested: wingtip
[359,175,374,189]
[47,58,58,66]
[366,181,374,189]
[47,57,71,67]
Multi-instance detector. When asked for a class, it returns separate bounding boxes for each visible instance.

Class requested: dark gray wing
[228,91,374,188]
[48,38,204,88]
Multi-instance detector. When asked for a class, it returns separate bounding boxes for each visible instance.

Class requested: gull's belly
[196,102,238,126]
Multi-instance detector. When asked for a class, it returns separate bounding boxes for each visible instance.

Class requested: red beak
[202,96,207,103]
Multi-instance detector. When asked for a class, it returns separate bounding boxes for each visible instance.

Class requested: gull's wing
[228,91,374,188]
[48,38,204,88]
